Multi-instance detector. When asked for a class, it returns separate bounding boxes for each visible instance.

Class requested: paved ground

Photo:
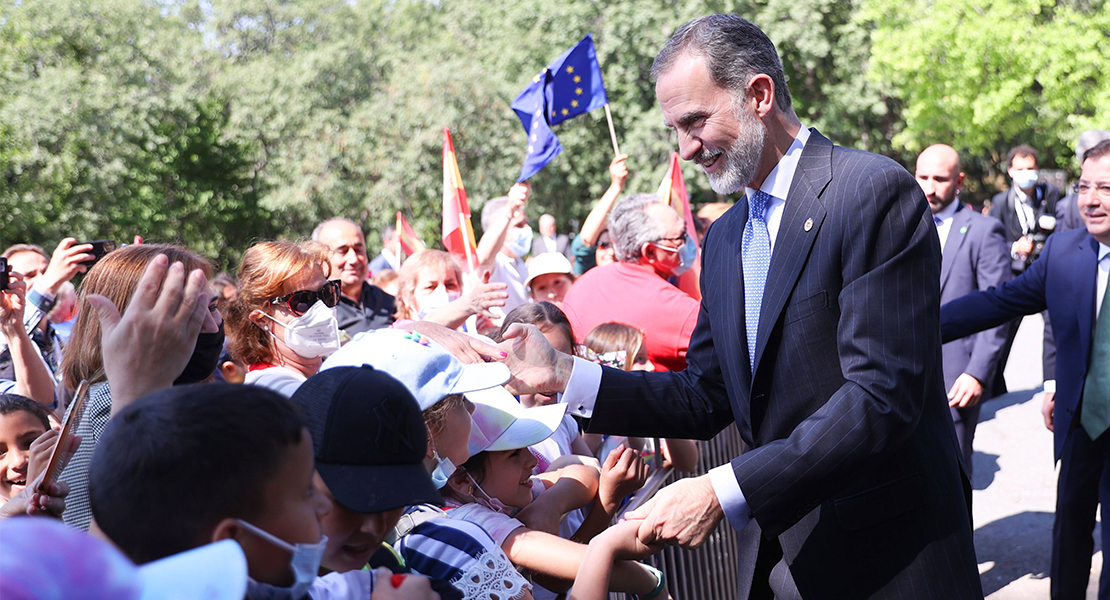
[974,314,1101,598]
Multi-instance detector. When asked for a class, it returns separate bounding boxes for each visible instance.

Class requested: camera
[1025,214,1057,267]
[0,257,8,291]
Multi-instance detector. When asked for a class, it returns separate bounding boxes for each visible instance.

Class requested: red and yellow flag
[657,151,698,242]
[442,127,478,271]
[396,211,426,258]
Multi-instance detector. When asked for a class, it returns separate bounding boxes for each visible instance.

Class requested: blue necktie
[743,190,773,371]
[934,215,944,227]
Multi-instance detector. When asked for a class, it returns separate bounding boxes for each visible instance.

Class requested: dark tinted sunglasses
[270,280,341,316]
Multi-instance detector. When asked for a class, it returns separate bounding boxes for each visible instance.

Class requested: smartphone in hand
[79,240,117,267]
[36,380,91,493]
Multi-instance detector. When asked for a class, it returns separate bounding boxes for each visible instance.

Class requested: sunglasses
[269,280,342,316]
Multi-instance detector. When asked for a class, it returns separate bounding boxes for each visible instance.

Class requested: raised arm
[476,183,529,271]
[0,276,56,407]
[578,155,628,247]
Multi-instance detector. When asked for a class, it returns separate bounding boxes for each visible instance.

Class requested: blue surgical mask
[506,225,533,258]
[430,449,457,490]
[237,520,327,600]
[1012,169,1039,190]
[652,234,697,277]
[675,234,698,275]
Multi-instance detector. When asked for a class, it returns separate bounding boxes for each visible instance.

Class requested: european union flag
[545,34,608,125]
[511,74,562,182]
[511,34,609,181]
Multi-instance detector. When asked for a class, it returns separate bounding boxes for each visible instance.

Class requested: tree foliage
[862,0,1110,181]
[4,0,1097,266]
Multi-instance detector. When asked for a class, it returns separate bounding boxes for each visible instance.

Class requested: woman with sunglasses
[226,241,342,397]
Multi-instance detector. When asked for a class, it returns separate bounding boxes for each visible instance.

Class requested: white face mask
[237,520,328,600]
[506,225,533,258]
[258,300,341,359]
[416,286,461,319]
[1012,169,1039,190]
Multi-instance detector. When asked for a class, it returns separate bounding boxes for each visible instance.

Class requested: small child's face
[239,430,331,586]
[479,448,539,509]
[431,397,475,468]
[0,411,48,500]
[630,347,654,372]
[530,273,573,304]
[316,474,405,573]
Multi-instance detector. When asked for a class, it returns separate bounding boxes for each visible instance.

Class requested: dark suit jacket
[940,204,1012,396]
[531,234,571,259]
[942,227,1102,461]
[586,131,981,599]
[1056,191,1084,233]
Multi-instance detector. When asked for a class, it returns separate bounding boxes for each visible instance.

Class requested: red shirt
[562,262,700,372]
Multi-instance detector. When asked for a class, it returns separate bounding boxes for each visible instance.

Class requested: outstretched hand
[599,444,649,514]
[406,320,507,365]
[496,323,574,396]
[626,474,724,549]
[86,255,210,413]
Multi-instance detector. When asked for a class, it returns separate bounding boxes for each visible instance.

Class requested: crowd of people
[1,11,1109,600]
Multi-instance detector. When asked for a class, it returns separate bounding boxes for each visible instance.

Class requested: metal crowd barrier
[611,426,746,600]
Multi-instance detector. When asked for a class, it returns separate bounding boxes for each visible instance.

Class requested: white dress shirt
[560,125,813,534]
[1043,242,1108,395]
[933,199,960,251]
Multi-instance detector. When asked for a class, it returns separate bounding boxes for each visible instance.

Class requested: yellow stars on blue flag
[510,34,609,181]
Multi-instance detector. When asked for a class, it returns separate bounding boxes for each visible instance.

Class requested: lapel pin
[960,226,968,234]
[803,218,813,232]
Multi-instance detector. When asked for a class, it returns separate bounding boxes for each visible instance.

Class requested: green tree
[862,0,1110,193]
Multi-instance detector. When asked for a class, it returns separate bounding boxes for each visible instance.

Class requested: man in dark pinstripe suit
[497,13,982,600]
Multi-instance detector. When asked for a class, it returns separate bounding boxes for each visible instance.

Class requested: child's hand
[370,568,441,600]
[599,445,649,514]
[596,519,664,561]
[0,473,70,519]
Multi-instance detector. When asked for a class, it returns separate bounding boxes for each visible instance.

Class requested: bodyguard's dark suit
[941,227,1105,599]
[587,130,981,599]
[939,204,1012,471]
[531,233,571,259]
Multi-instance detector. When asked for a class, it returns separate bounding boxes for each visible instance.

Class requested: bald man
[915,144,1012,474]
[313,218,396,335]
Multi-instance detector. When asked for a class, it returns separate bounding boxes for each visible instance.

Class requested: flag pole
[603,103,621,157]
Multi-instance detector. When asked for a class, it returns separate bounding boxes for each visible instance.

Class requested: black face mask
[174,323,226,385]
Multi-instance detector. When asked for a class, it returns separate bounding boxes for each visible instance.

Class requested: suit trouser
[1052,425,1110,600]
[951,404,982,479]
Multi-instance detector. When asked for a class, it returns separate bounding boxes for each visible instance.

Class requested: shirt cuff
[1044,380,1056,394]
[27,287,57,312]
[709,463,751,532]
[561,357,601,418]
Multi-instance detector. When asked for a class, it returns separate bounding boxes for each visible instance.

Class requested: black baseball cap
[292,366,442,512]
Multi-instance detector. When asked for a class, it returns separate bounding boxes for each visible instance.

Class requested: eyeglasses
[270,280,341,316]
[655,233,687,245]
[596,241,612,249]
[1075,182,1110,200]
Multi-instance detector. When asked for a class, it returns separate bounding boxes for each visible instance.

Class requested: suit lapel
[939,204,969,290]
[753,131,831,375]
[1076,235,1101,358]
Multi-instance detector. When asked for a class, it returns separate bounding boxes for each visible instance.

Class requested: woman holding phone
[224,241,342,397]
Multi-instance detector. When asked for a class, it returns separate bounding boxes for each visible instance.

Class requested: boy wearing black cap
[293,366,483,600]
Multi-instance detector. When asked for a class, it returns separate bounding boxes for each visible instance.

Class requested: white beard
[696,102,766,195]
